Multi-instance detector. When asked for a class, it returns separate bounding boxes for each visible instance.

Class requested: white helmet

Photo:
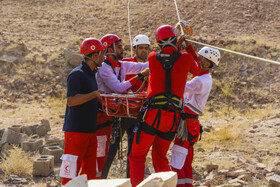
[133,35,150,47]
[198,47,221,66]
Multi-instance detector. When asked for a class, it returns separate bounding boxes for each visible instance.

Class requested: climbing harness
[135,51,186,144]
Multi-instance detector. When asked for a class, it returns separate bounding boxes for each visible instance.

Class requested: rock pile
[0,119,64,186]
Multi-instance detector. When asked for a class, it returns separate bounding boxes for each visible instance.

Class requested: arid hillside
[0,0,280,186]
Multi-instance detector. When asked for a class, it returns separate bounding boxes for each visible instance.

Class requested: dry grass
[207,125,241,141]
[243,103,280,121]
[46,95,66,108]
[0,145,34,176]
[48,52,61,62]
[193,101,280,175]
[44,66,54,76]
[35,55,45,64]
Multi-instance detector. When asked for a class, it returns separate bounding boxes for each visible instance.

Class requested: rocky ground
[0,0,280,186]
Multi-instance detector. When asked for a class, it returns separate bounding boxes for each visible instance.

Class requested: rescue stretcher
[100,93,147,118]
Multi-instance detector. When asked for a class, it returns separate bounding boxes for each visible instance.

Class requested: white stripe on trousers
[96,172,102,177]
[177,178,193,184]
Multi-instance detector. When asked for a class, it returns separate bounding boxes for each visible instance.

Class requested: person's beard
[137,49,148,61]
[116,52,123,60]
[138,56,147,61]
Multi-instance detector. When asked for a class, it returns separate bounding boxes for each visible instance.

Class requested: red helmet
[101,34,122,50]
[80,38,104,54]
[156,25,176,42]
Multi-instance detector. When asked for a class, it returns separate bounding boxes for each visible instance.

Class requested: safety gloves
[137,68,150,78]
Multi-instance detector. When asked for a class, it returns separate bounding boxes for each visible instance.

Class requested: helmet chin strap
[105,43,118,59]
[200,57,210,71]
[85,51,102,67]
[158,37,178,51]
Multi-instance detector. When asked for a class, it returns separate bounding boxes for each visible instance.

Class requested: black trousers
[101,117,136,178]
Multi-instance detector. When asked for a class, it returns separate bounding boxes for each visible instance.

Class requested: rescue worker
[101,34,151,179]
[170,38,221,186]
[128,25,201,186]
[60,38,104,185]
[95,34,148,178]
[123,34,150,92]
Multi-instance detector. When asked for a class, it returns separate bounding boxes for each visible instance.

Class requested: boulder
[269,174,280,187]
[64,47,83,67]
[206,164,219,173]
[0,54,18,63]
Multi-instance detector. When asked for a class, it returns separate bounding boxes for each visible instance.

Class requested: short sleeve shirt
[62,61,98,133]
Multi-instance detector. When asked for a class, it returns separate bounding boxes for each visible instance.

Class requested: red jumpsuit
[129,47,201,186]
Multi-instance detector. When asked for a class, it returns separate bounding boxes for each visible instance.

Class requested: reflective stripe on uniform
[96,171,102,177]
[151,95,181,108]
[186,103,202,115]
[177,178,193,184]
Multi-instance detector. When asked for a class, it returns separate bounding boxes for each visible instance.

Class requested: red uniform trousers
[172,138,194,187]
[61,132,97,185]
[94,112,114,178]
[129,109,180,187]
[171,117,200,187]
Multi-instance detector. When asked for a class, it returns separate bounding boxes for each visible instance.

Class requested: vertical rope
[173,0,184,34]
[127,0,133,57]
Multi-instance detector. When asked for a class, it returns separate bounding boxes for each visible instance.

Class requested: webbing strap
[156,51,181,97]
[96,121,112,130]
[136,122,157,144]
[199,123,203,141]
[104,59,121,81]
[151,109,162,129]
[148,93,181,110]
[157,130,176,141]
[137,122,176,142]
[182,113,199,120]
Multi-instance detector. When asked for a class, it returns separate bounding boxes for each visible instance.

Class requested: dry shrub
[35,55,45,64]
[0,145,34,176]
[24,53,35,62]
[200,125,242,147]
[44,66,54,76]
[213,126,241,141]
[48,52,60,62]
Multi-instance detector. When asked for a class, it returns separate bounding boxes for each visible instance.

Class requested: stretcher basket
[100,93,147,118]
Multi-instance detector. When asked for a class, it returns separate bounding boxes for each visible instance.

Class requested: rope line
[173,0,280,66]
[173,0,184,34]
[185,39,280,65]
[127,0,133,57]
